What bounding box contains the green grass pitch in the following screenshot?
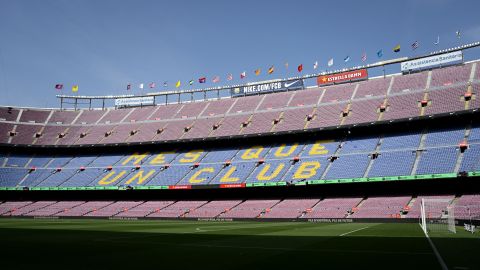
[0,219,478,270]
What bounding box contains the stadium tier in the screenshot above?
[1,195,478,220]
[0,61,479,146]
[1,121,479,189]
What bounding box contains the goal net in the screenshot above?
[420,198,456,234]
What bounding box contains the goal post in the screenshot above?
[420,198,456,235]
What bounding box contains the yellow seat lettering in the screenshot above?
[98,171,127,185]
[125,170,156,185]
[220,166,240,183]
[189,167,215,184]
[122,152,149,166]
[149,152,175,165]
[241,146,264,160]
[293,161,321,179]
[179,150,203,163]
[274,143,298,157]
[309,140,333,156]
[257,163,285,181]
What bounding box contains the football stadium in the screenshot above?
[1,1,480,270]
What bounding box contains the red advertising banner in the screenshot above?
[317,69,368,85]
[220,183,246,189]
[168,185,191,190]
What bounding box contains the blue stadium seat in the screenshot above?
[368,151,416,177]
[340,137,379,154]
[423,128,465,147]
[325,154,370,179]
[381,132,421,150]
[5,156,31,167]
[60,168,106,187]
[460,144,480,172]
[146,165,192,186]
[28,156,53,168]
[416,147,459,174]
[0,168,29,187]
[201,149,238,163]
[36,169,77,187]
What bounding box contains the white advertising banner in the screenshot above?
[115,96,154,107]
[401,51,463,72]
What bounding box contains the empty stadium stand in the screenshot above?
[0,120,478,189]
[0,56,479,225]
[2,195,475,220]
[1,61,478,147]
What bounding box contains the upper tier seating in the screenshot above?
[1,62,477,146]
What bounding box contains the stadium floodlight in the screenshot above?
[420,198,456,235]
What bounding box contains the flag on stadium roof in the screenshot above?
[361,52,367,62]
[434,36,440,45]
[456,30,461,38]
[240,71,246,79]
[344,56,350,63]
[285,62,289,69]
[227,73,233,81]
[268,65,274,74]
[175,80,181,88]
[189,80,194,85]
[126,84,131,90]
[255,69,261,76]
[199,77,206,83]
[212,76,220,83]
[163,81,168,87]
[149,82,156,88]
[55,84,63,90]
[139,83,144,89]
[393,44,401,52]
[297,64,303,73]
[411,41,419,50]
[377,49,383,58]
[313,61,318,70]
[328,58,334,67]
[72,85,78,92]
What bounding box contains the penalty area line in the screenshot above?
[339,225,371,236]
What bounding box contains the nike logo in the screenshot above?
[284,81,299,88]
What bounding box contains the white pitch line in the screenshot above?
[339,225,371,236]
[420,224,449,270]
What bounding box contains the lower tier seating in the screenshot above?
[1,195,478,220]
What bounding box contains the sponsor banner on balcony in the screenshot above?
[168,185,192,190]
[114,96,155,107]
[317,69,368,86]
[230,79,304,97]
[401,51,463,72]
[219,183,246,189]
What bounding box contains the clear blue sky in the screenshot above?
[1,0,479,108]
